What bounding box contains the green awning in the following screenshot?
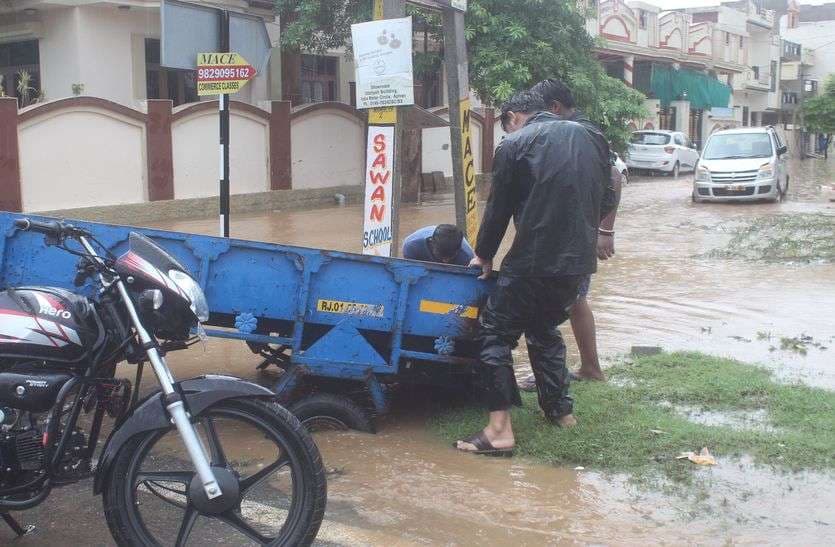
[650,65,731,110]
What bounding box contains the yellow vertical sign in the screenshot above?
[373,0,384,20]
[459,98,478,246]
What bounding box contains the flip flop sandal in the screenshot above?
[453,431,515,457]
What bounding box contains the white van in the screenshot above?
[693,127,788,203]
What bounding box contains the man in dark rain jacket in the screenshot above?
[455,89,614,456]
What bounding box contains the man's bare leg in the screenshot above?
[570,296,606,381]
[456,410,516,451]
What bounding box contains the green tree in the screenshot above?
[802,74,835,157]
[276,0,646,150]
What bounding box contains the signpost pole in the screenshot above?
[219,10,231,237]
[382,0,406,257]
[442,5,477,246]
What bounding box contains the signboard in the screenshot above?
[450,0,468,11]
[161,0,272,73]
[368,107,398,125]
[459,98,478,245]
[351,17,415,109]
[362,126,395,256]
[196,53,256,96]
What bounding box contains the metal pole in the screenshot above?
[380,0,406,256]
[219,10,231,237]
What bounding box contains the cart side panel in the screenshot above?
[206,246,300,321]
[305,257,401,331]
[402,269,490,338]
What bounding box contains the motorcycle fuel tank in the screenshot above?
[0,287,99,366]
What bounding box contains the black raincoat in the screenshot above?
[475,111,615,277]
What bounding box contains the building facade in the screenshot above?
[0,0,280,107]
[582,0,794,147]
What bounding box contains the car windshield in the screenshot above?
[702,133,774,160]
[630,132,671,145]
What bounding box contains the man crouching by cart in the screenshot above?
[455,88,615,456]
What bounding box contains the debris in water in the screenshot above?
[729,335,752,343]
[676,447,717,466]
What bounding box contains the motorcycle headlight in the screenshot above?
[695,166,710,182]
[168,269,210,322]
[756,163,774,180]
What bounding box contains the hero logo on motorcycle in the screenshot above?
[38,305,71,320]
[34,292,72,319]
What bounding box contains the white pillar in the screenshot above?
[623,55,635,87]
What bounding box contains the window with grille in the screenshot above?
[300,55,338,104]
[0,40,40,105]
[145,39,198,106]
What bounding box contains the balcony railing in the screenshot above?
[744,69,771,90]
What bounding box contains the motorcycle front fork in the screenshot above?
[78,235,221,500]
[114,281,222,499]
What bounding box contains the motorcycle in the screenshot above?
[0,218,326,546]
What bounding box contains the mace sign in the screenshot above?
[362,126,396,256]
[351,17,415,109]
[196,53,257,96]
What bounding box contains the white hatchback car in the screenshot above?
[626,130,700,177]
[692,126,788,203]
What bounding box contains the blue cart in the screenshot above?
[0,212,493,430]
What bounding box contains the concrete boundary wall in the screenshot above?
[0,96,496,220]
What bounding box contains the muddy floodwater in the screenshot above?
[15,159,835,545]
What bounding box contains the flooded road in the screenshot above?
[13,158,835,545]
[160,156,835,388]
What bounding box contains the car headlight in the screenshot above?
[168,269,210,322]
[695,166,710,182]
[756,163,774,180]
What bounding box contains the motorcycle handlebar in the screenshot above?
[14,218,90,240]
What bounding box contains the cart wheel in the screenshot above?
[290,393,375,433]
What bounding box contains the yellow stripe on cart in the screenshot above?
[419,300,478,319]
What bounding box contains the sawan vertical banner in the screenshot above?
[362,126,395,256]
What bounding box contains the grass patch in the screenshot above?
[430,352,835,483]
[707,213,835,263]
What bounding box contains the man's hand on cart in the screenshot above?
[469,255,493,280]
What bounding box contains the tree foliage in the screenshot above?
[803,74,835,136]
[275,0,372,53]
[275,0,647,150]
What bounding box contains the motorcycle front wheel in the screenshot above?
[103,398,327,546]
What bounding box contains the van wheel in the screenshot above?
[290,393,375,433]
[671,162,680,178]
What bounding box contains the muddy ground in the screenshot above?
[7,158,835,545]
